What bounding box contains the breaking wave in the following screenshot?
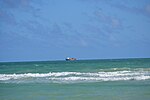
[0,69,150,83]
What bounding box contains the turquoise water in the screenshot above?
[0,58,150,100]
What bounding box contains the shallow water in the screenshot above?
[0,58,150,100]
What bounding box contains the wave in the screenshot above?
[0,69,150,83]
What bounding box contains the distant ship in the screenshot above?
[66,57,76,61]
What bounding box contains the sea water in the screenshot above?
[0,58,150,100]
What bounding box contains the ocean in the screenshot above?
[0,58,150,100]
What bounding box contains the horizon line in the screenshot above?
[0,57,150,63]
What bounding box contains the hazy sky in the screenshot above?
[0,0,150,62]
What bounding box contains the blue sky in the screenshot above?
[0,0,150,62]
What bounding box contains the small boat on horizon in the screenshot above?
[66,57,76,61]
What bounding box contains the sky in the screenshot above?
[0,0,150,62]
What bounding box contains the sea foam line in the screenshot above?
[0,70,150,82]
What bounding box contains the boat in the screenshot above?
[66,57,76,61]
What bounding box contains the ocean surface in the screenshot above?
[0,58,150,100]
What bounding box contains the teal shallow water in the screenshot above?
[0,58,150,100]
[1,81,150,100]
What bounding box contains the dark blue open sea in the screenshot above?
[0,58,150,100]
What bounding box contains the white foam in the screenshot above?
[0,70,150,83]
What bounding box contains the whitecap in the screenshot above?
[0,70,150,83]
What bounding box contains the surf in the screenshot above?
[0,68,150,83]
